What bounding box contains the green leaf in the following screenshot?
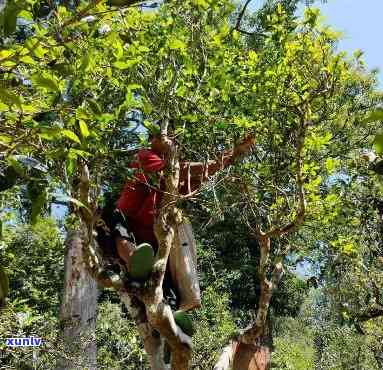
[0,102,9,111]
[97,113,114,123]
[0,88,23,108]
[80,54,91,72]
[18,10,33,20]
[0,50,14,60]
[113,40,124,59]
[34,45,48,59]
[27,181,47,224]
[75,106,90,120]
[193,0,209,9]
[32,75,60,92]
[325,158,339,173]
[30,191,47,224]
[8,156,25,176]
[87,99,102,115]
[108,0,136,7]
[143,121,160,136]
[373,133,383,155]
[0,134,12,144]
[127,84,141,91]
[55,195,92,215]
[113,60,138,69]
[78,120,90,138]
[1,60,16,68]
[25,39,47,59]
[2,3,19,36]
[169,39,186,51]
[20,55,35,64]
[363,109,383,123]
[65,157,76,177]
[21,104,38,113]
[38,128,61,141]
[61,129,81,144]
[69,148,90,158]
[52,63,73,77]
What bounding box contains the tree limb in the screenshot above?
[268,117,307,238]
[234,0,252,32]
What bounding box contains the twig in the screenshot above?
[234,0,252,31]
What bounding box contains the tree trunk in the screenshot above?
[56,230,98,370]
[215,235,280,370]
[214,341,271,370]
[120,292,168,370]
[233,343,270,370]
[71,151,191,370]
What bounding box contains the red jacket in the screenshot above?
[117,148,234,244]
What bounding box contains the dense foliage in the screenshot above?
[1,0,382,368]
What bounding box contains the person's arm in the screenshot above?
[179,135,255,194]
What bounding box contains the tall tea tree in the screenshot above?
[1,0,259,368]
[1,1,382,369]
[208,6,383,370]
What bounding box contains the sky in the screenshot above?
[314,0,383,87]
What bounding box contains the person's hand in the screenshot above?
[116,238,136,265]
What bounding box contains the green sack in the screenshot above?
[129,243,155,281]
[173,310,195,337]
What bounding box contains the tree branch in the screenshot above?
[268,117,307,238]
[234,0,252,31]
[357,305,383,322]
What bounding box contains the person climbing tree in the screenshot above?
[97,130,256,312]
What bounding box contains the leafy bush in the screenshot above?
[192,284,236,369]
[271,317,315,370]
[0,218,65,368]
[97,300,148,370]
[1,217,64,315]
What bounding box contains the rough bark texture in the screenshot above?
[214,341,271,370]
[145,134,192,369]
[229,237,277,370]
[110,135,192,370]
[213,236,277,370]
[233,342,271,370]
[120,292,168,370]
[56,230,98,370]
[72,158,190,369]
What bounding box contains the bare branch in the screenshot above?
[234,0,252,31]
[357,305,383,322]
[236,28,267,37]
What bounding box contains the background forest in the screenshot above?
[0,0,382,369]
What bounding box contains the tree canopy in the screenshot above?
[1,0,382,369]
